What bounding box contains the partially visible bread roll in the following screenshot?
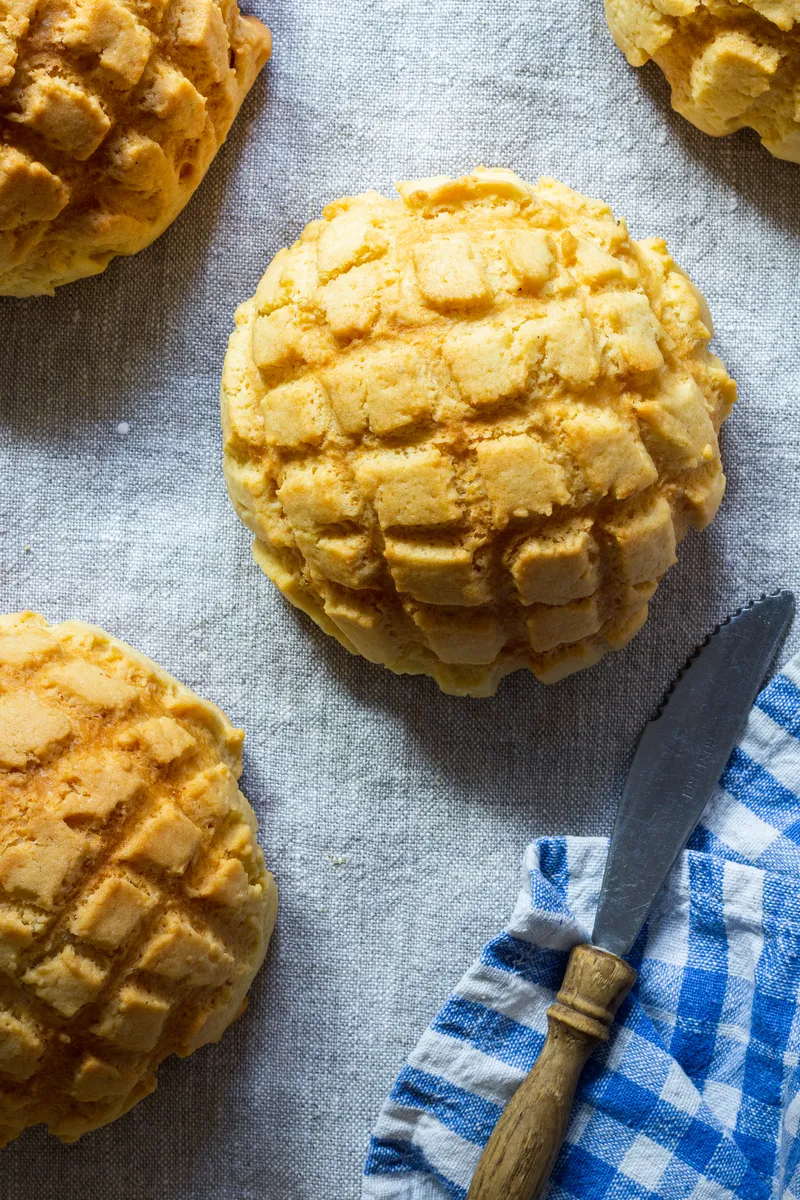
[0,611,277,1145]
[0,0,271,295]
[605,0,800,163]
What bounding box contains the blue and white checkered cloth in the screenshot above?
[363,654,800,1200]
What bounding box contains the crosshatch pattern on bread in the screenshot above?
[221,167,735,698]
[0,611,277,1145]
[0,0,271,295]
[605,0,800,163]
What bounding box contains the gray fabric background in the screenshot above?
[2,0,799,1196]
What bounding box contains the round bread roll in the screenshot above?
[221,167,735,697]
[605,0,800,163]
[0,0,271,295]
[0,611,276,1145]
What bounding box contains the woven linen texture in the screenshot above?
[2,0,800,1195]
[365,655,800,1199]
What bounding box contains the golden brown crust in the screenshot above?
[0,0,271,295]
[0,611,277,1145]
[220,167,735,697]
[605,0,800,162]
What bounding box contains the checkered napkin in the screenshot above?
[363,654,800,1200]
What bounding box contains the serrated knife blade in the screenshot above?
[592,589,796,958]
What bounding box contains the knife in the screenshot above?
[467,590,795,1200]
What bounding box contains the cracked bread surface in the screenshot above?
[0,0,271,295]
[221,166,735,698]
[0,611,277,1146]
[605,0,800,162]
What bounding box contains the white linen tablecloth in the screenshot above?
[2,0,799,1195]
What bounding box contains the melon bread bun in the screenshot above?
[0,0,271,294]
[605,0,800,163]
[0,611,276,1145]
[221,166,735,697]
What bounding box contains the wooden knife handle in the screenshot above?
[466,944,636,1200]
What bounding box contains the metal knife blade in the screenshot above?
[592,590,795,958]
